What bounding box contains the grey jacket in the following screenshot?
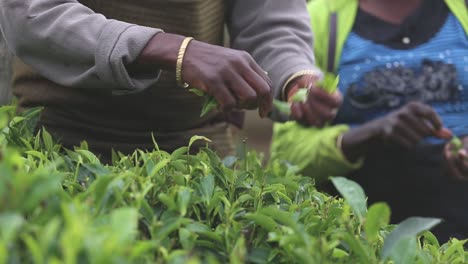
[0,0,319,100]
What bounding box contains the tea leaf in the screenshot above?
[365,203,390,243]
[189,88,205,97]
[22,234,43,264]
[0,104,464,263]
[200,175,215,204]
[451,136,463,155]
[273,100,291,116]
[41,128,54,152]
[230,236,247,264]
[382,217,442,260]
[388,236,418,264]
[245,213,278,232]
[200,96,218,117]
[177,187,192,216]
[189,135,212,149]
[110,207,138,243]
[331,177,367,222]
[290,89,309,103]
[318,73,340,93]
[0,213,24,243]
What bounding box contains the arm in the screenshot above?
[228,0,340,123]
[0,0,273,114]
[0,0,161,94]
[271,102,450,181]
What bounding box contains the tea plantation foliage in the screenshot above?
[0,106,466,264]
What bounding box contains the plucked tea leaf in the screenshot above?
[451,136,463,155]
[189,88,205,97]
[290,89,309,103]
[200,96,218,117]
[318,73,340,93]
[273,100,291,116]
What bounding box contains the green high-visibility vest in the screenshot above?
[309,0,468,73]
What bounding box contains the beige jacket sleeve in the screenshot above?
[228,0,321,121]
[0,0,162,93]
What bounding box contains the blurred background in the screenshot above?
[0,35,12,106]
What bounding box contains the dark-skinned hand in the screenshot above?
[444,136,468,181]
[341,102,451,162]
[182,40,273,117]
[287,74,342,127]
[135,33,273,117]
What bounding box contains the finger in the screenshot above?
[246,54,273,87]
[390,134,414,149]
[305,100,338,125]
[455,149,468,177]
[444,144,467,181]
[400,113,433,139]
[244,55,273,117]
[411,103,443,131]
[382,123,412,148]
[434,127,453,140]
[300,103,323,127]
[308,88,342,108]
[242,67,272,118]
[290,103,304,120]
[395,122,423,146]
[226,75,258,110]
[211,82,237,112]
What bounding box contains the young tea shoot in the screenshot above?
[274,72,340,116]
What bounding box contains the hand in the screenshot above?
[182,40,273,117]
[136,33,273,117]
[368,102,449,148]
[288,75,342,127]
[341,102,449,163]
[444,137,468,181]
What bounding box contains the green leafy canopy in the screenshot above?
[0,105,465,264]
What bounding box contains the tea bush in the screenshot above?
[0,106,466,264]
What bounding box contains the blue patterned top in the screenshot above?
[335,14,468,140]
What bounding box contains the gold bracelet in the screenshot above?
[281,70,322,100]
[176,37,194,88]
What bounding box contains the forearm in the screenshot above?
[341,124,379,163]
[0,0,162,92]
[129,33,184,75]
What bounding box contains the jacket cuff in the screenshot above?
[281,69,323,101]
[96,20,163,94]
[270,63,322,122]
